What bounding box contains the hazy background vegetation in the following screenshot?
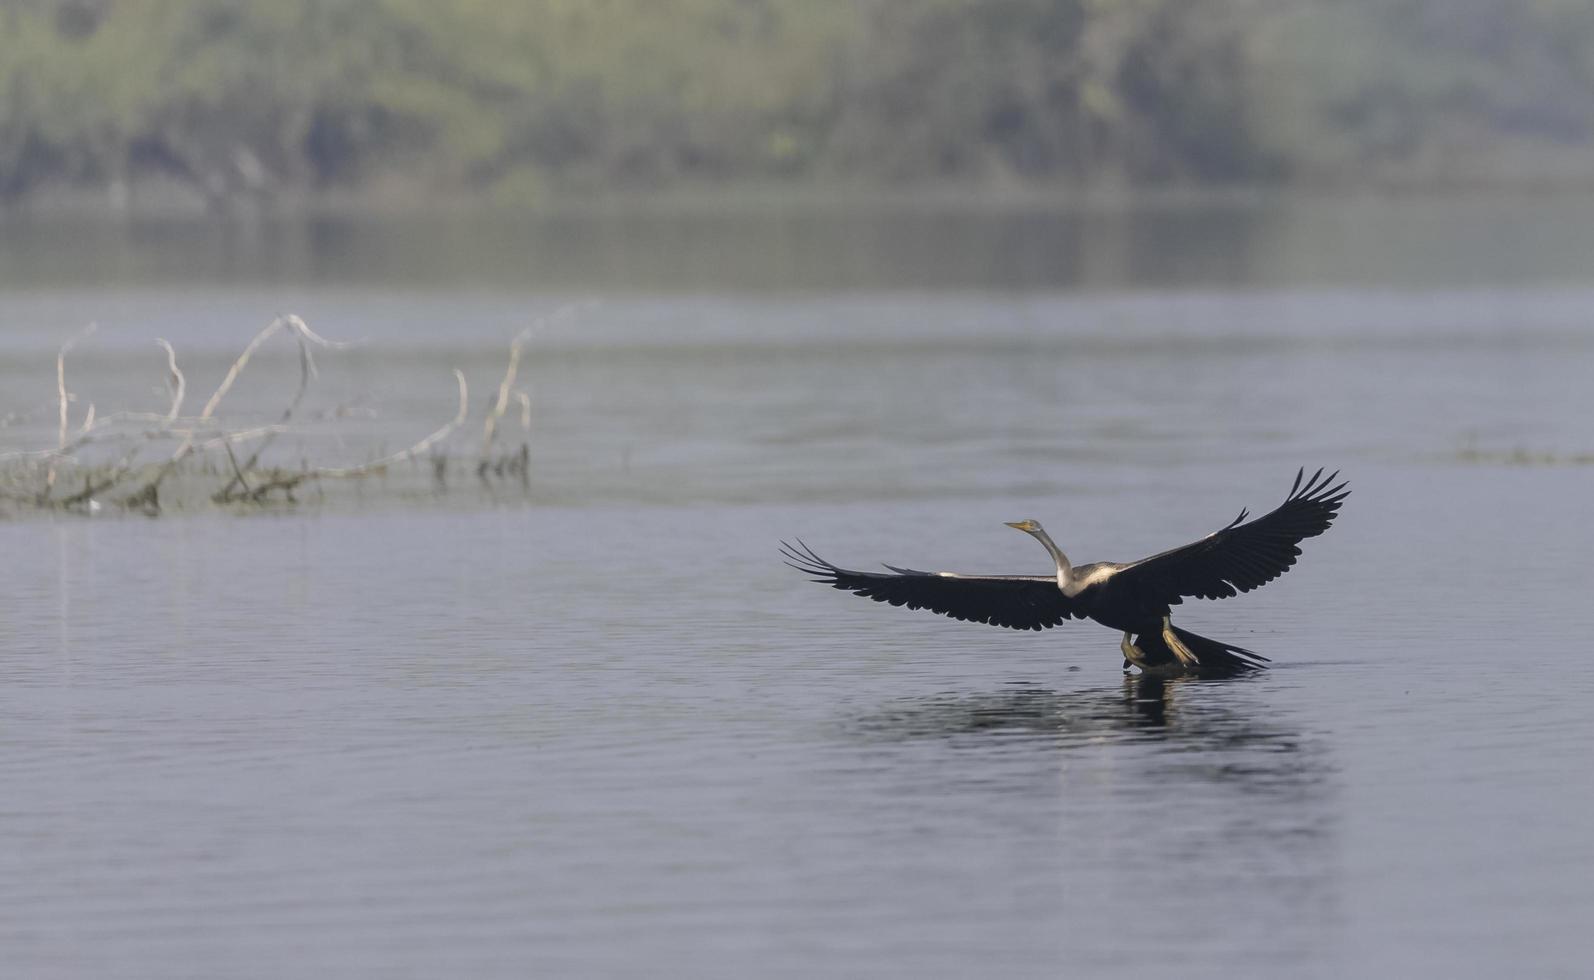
[3,0,1594,210]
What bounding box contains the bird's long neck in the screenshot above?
[1031,529,1074,588]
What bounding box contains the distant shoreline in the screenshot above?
[9,173,1594,222]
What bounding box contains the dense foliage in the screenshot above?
[3,0,1593,206]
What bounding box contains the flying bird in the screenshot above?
[782,468,1348,677]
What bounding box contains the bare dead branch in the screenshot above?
[221,439,252,497]
[140,314,351,504]
[482,324,533,461]
[3,316,505,513]
[46,324,96,494]
[157,338,185,424]
[215,315,330,499]
[479,304,581,462]
[514,390,532,431]
[56,324,95,450]
[309,370,468,479]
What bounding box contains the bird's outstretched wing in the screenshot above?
[1110,468,1349,606]
[781,540,1081,631]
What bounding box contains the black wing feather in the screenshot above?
[781,540,1080,631]
[1112,468,1348,606]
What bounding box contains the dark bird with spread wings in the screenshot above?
[782,469,1348,677]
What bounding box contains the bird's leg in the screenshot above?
[1120,631,1143,672]
[1161,615,1201,670]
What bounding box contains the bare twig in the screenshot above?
[514,390,532,431]
[4,316,494,513]
[195,424,294,451]
[218,314,341,499]
[0,413,275,465]
[194,315,339,430]
[56,325,95,450]
[157,338,185,424]
[45,339,196,509]
[482,325,534,461]
[480,304,582,462]
[45,324,96,494]
[141,314,349,504]
[221,439,252,497]
[309,370,468,479]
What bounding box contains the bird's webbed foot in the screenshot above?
[1120,631,1144,672]
[1161,615,1200,669]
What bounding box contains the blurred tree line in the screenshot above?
[2,0,1593,208]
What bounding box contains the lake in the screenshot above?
[2,194,1593,978]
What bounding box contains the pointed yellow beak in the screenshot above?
[1005,520,1036,532]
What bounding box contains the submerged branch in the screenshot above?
[0,316,548,515]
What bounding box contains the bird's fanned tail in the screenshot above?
[1134,626,1269,678]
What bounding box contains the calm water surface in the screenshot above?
[2,198,1593,978]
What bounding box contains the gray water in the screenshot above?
[2,196,1594,978]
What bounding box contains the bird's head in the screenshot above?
[1006,519,1070,573]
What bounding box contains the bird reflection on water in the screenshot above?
[844,670,1336,877]
[850,675,1232,742]
[846,673,1334,800]
[837,673,1340,966]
